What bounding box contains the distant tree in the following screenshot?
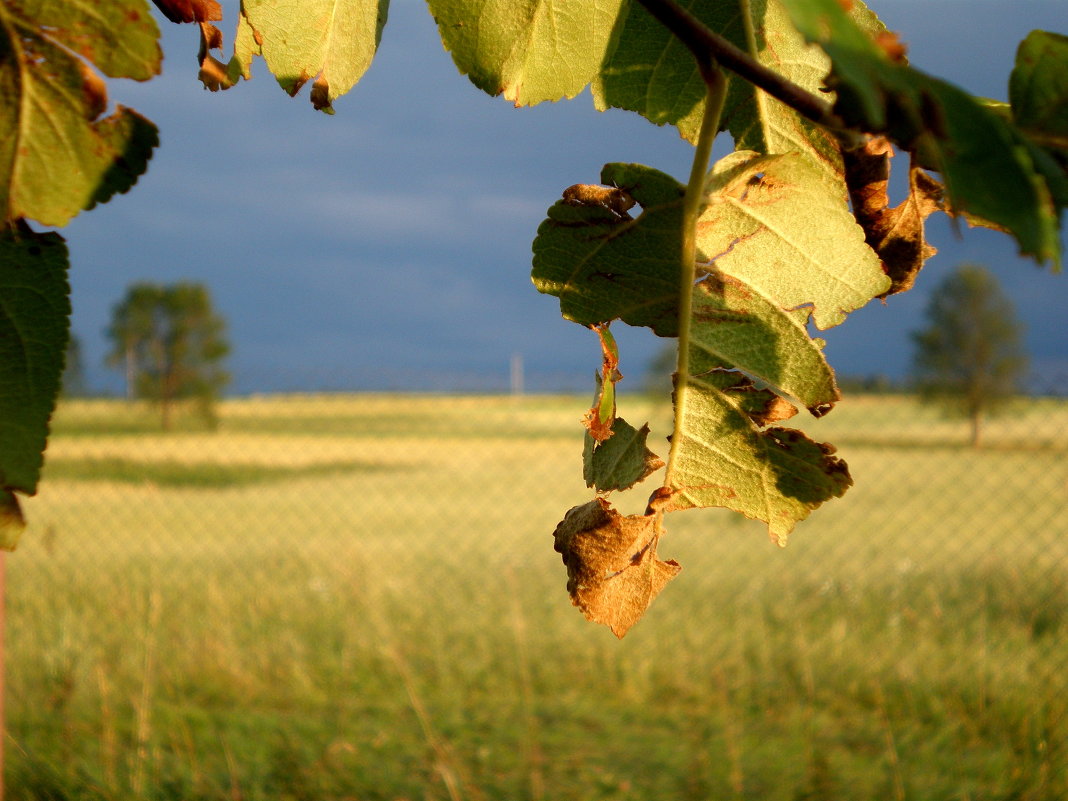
[106,282,230,429]
[60,333,88,397]
[910,264,1029,447]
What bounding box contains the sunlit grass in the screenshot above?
[7,393,1068,800]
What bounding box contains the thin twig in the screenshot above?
[633,0,842,130]
[665,64,726,483]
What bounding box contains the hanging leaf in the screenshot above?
[583,419,664,493]
[1010,30,1068,158]
[665,374,851,545]
[427,0,624,106]
[1010,31,1068,211]
[552,498,680,638]
[236,0,389,113]
[0,0,161,226]
[0,225,71,550]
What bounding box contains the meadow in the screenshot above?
[5,393,1068,800]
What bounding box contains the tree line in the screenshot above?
[69,264,1026,443]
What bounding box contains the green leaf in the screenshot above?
[583,418,664,493]
[1010,30,1068,148]
[696,150,889,331]
[688,271,838,412]
[779,0,1064,266]
[0,225,71,549]
[1010,30,1068,207]
[0,0,161,226]
[591,0,711,140]
[228,10,262,83]
[427,0,623,106]
[16,0,161,81]
[666,376,851,544]
[722,0,845,185]
[241,0,389,112]
[531,163,686,336]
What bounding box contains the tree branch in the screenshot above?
[633,0,844,131]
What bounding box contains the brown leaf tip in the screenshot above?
[311,76,335,113]
[874,32,909,63]
[552,499,681,638]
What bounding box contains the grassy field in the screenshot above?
[6,393,1068,800]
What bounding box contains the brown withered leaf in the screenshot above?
[552,499,681,638]
[151,0,222,24]
[844,137,942,298]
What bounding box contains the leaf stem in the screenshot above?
[665,64,727,484]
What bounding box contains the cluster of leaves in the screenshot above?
[2,0,1065,635]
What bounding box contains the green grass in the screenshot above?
[6,393,1068,800]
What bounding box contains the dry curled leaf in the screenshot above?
[844,137,941,298]
[552,499,680,638]
[197,23,236,91]
[581,324,621,443]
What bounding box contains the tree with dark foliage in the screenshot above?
[910,264,1029,447]
[106,283,230,429]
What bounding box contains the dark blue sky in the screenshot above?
[65,0,1066,394]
